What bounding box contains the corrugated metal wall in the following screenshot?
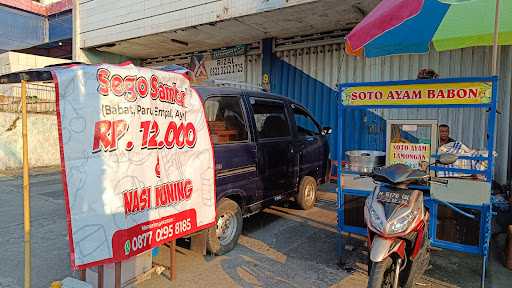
[246,54,262,87]
[273,42,512,183]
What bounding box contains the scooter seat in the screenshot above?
[373,164,428,184]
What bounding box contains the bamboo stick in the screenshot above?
[21,80,31,288]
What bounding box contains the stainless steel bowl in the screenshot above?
[346,150,386,173]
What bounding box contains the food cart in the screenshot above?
[336,76,498,286]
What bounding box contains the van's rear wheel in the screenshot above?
[297,176,317,210]
[207,198,242,255]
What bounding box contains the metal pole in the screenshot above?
[491,0,500,75]
[21,80,31,288]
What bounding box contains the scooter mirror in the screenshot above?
[438,153,458,165]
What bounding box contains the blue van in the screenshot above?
[194,85,331,255]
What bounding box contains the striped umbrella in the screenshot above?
[345,0,511,75]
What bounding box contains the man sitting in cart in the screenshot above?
[437,124,487,179]
[439,124,456,146]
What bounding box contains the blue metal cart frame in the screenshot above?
[337,76,498,287]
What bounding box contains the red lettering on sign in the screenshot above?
[164,121,178,148]
[150,75,159,100]
[92,120,112,153]
[136,77,148,97]
[175,123,186,149]
[411,90,421,99]
[92,120,128,153]
[97,69,188,106]
[139,120,197,150]
[154,179,194,208]
[185,122,197,148]
[457,89,467,98]
[97,68,110,96]
[111,74,124,96]
[447,89,456,99]
[123,187,152,215]
[111,120,128,150]
[183,179,193,199]
[468,88,478,98]
[123,75,137,102]
[176,90,185,106]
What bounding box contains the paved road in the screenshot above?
[0,171,72,288]
[1,172,510,287]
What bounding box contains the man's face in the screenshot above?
[439,127,450,141]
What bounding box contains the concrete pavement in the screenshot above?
[1,171,510,287]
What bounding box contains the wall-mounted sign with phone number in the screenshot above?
[206,56,246,82]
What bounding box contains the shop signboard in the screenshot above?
[205,55,245,82]
[190,46,246,83]
[341,80,493,106]
[54,64,215,269]
[388,143,431,170]
[386,120,438,170]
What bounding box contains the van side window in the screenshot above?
[205,96,249,144]
[293,106,320,137]
[251,100,290,139]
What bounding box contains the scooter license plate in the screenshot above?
[376,190,411,205]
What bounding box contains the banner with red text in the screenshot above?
[388,143,431,170]
[341,81,493,106]
[53,64,215,269]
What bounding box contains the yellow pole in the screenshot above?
[21,80,31,288]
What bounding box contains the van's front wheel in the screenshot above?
[207,198,243,255]
[297,176,317,210]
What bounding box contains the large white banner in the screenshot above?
[53,64,215,269]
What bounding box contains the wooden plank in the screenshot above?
[190,229,207,256]
[98,266,104,288]
[79,270,86,281]
[169,240,177,281]
[115,262,121,288]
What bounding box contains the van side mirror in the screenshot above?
[321,127,332,135]
[437,153,458,165]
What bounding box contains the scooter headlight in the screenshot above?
[389,209,418,234]
[368,205,384,232]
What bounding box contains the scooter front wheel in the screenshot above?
[368,257,395,288]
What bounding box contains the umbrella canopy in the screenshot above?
[345,0,512,58]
